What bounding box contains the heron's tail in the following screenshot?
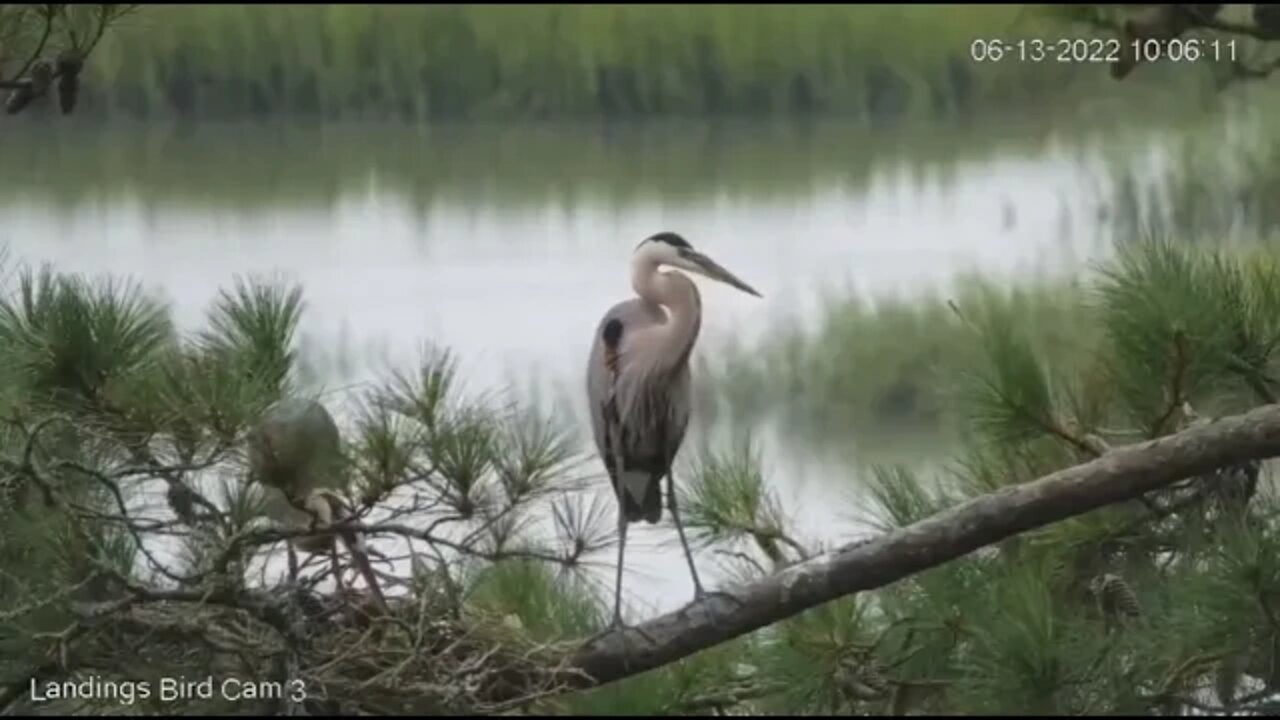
[620,475,663,525]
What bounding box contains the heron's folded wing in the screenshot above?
[588,298,673,447]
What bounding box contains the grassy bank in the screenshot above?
[712,236,1280,456]
[710,243,1280,461]
[706,108,1280,456]
[0,97,1234,213]
[70,4,1196,122]
[1104,109,1280,243]
[0,118,1088,211]
[708,275,1096,455]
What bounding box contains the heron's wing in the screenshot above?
[586,299,687,466]
[587,299,698,524]
[587,300,646,461]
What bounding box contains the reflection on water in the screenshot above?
[0,114,1222,614]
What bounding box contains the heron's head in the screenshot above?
[635,231,762,298]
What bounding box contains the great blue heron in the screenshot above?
[248,397,388,615]
[586,231,761,630]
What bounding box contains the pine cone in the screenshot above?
[0,472,21,508]
[55,50,84,115]
[4,60,53,115]
[1090,572,1141,619]
[1254,3,1280,35]
[1214,459,1260,514]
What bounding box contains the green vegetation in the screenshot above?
[0,95,1244,214]
[1106,112,1280,244]
[713,113,1280,456]
[9,4,1280,714]
[5,239,1280,714]
[73,4,1204,122]
[685,239,1280,714]
[710,276,1094,454]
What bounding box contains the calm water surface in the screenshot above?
[0,116,1189,616]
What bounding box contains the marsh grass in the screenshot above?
[710,238,1280,460]
[1104,112,1280,245]
[67,4,1208,122]
[0,114,1141,213]
[710,102,1280,459]
[710,274,1096,456]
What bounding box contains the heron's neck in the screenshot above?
[632,259,702,365]
[303,492,335,525]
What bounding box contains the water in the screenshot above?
[0,115,1188,618]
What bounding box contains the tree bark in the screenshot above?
[557,403,1280,692]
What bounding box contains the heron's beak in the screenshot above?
[681,250,763,298]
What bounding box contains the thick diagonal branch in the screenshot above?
[555,402,1280,693]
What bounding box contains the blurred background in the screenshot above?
[3,3,1278,618]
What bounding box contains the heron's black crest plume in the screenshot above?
[638,231,692,250]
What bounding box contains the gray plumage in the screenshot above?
[247,396,345,504]
[587,293,698,524]
[586,231,761,629]
[246,397,390,615]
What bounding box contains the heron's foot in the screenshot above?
[690,588,744,627]
[693,586,745,609]
[583,615,627,646]
[587,616,657,649]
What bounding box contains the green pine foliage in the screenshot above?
[720,238,1280,714]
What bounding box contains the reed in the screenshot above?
[78,4,1170,121]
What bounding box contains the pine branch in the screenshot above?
[1,3,136,116]
[542,402,1280,695]
[664,680,783,714]
[1060,4,1280,85]
[1198,13,1280,42]
[1151,330,1190,436]
[9,4,56,85]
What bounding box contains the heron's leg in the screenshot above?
[583,508,657,651]
[330,542,349,602]
[667,472,744,613]
[589,424,657,649]
[605,423,632,631]
[612,508,628,629]
[286,541,300,585]
[666,471,705,596]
